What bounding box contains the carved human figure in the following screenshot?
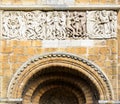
[46,11,66,40]
[3,11,25,39]
[87,10,117,38]
[24,11,46,39]
[66,11,86,39]
[2,10,117,40]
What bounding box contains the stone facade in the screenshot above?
[0,0,120,104]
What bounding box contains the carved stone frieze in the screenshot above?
[2,10,117,40]
[46,11,67,40]
[2,11,86,40]
[3,11,24,39]
[87,10,117,39]
[66,11,87,39]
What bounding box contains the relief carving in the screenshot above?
[2,11,86,40]
[3,11,25,39]
[66,11,87,39]
[24,11,46,39]
[46,11,66,40]
[87,10,117,39]
[2,10,117,40]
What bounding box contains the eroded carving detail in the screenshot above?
[24,11,46,40]
[3,12,24,39]
[2,11,86,40]
[2,10,117,40]
[46,11,66,40]
[87,10,117,39]
[66,11,87,39]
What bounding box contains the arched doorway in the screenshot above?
[39,87,79,104]
[7,52,113,104]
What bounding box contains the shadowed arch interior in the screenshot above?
[22,66,99,104]
[7,53,114,104]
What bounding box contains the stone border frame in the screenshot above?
[0,5,120,10]
[7,52,114,101]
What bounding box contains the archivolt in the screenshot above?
[7,52,114,100]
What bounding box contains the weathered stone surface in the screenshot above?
[0,1,119,102]
[2,11,86,40]
[87,10,117,39]
[2,10,117,40]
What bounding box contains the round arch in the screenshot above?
[7,52,114,103]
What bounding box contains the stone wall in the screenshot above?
[0,0,120,104]
[118,10,120,100]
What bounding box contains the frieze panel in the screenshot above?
[3,11,24,39]
[24,11,46,39]
[46,11,67,40]
[2,10,117,40]
[87,10,117,39]
[66,11,87,39]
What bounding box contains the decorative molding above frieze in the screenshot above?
[0,5,120,10]
[2,10,117,40]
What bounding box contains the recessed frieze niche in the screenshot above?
[2,10,117,40]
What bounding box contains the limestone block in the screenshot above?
[46,0,64,4]
[100,0,106,4]
[40,0,47,4]
[75,0,89,4]
[13,48,25,55]
[17,56,28,62]
[1,0,13,4]
[46,0,58,4]
[0,55,9,63]
[9,55,18,63]
[24,47,35,55]
[90,0,99,4]
[99,47,110,55]
[64,0,74,4]
[32,40,42,47]
[0,46,12,53]
[21,0,36,4]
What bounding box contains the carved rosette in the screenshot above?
[87,10,117,39]
[2,10,117,40]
